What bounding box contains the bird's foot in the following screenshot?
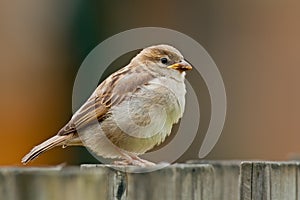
[113,156,155,167]
[133,156,156,166]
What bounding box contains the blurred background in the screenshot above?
[1,0,300,165]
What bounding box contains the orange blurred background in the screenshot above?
[1,1,300,165]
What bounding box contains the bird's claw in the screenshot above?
[113,157,155,167]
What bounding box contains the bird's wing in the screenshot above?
[58,65,155,136]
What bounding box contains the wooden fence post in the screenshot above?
[1,161,300,200]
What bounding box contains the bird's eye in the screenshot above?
[160,57,168,64]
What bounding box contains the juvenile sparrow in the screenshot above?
[22,44,192,166]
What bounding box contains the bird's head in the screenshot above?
[131,44,192,75]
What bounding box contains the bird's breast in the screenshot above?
[98,77,186,154]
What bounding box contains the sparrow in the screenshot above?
[22,44,192,166]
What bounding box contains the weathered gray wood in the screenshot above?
[252,162,271,200]
[82,163,215,200]
[187,160,241,200]
[0,167,112,200]
[239,161,299,200]
[240,161,252,200]
[2,161,300,200]
[128,164,214,200]
[269,162,297,200]
[297,163,300,199]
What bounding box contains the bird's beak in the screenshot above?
[167,60,193,72]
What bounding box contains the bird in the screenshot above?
[22,44,192,166]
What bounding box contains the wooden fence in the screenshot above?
[1,161,299,200]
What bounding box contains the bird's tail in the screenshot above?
[21,134,73,164]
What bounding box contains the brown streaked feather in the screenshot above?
[58,64,155,136]
[22,134,75,164]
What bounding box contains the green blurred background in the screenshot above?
[1,1,300,165]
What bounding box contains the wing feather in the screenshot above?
[58,65,155,136]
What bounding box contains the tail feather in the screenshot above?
[22,135,73,164]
